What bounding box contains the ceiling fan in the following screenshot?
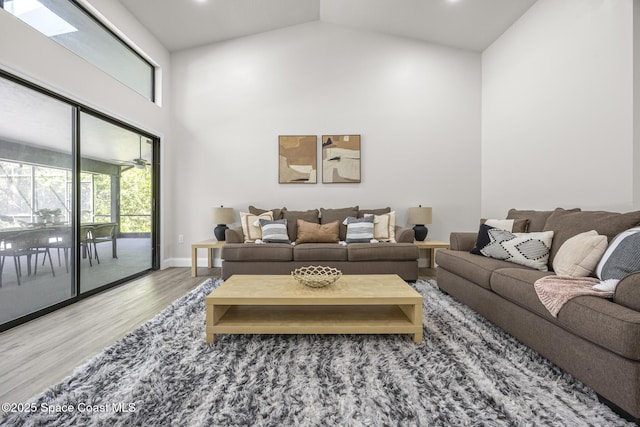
[113,136,149,169]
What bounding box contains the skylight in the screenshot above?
[5,0,77,37]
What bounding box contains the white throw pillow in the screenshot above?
[365,211,396,242]
[552,230,608,277]
[240,211,273,242]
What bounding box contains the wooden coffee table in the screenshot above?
[205,274,423,343]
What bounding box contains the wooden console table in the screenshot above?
[191,240,224,277]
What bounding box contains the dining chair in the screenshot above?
[90,223,117,264]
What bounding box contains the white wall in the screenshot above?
[482,0,634,218]
[170,22,481,265]
[635,0,640,209]
[0,1,174,267]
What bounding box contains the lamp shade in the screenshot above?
[408,206,432,225]
[211,207,234,225]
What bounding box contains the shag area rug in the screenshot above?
[0,279,633,426]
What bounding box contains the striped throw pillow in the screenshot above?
[344,216,374,243]
[594,226,640,291]
[259,219,290,243]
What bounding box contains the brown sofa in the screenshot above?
[436,208,640,421]
[221,206,419,281]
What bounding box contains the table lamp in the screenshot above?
[211,206,234,241]
[408,205,432,241]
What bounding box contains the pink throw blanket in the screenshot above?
[534,276,614,318]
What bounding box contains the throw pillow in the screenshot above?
[240,211,273,243]
[473,224,554,271]
[258,218,290,243]
[364,211,396,242]
[282,208,320,242]
[594,226,640,291]
[295,219,339,244]
[552,230,608,277]
[344,216,375,243]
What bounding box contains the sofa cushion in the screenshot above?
[293,243,348,261]
[436,249,531,290]
[295,219,339,244]
[347,243,418,262]
[506,209,559,232]
[282,208,319,241]
[552,230,608,277]
[543,209,640,267]
[614,272,640,312]
[249,205,284,220]
[490,268,640,361]
[482,218,529,233]
[345,216,374,243]
[320,206,358,241]
[221,243,293,262]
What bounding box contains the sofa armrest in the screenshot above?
[395,226,415,243]
[449,232,477,251]
[613,272,640,312]
[225,226,244,243]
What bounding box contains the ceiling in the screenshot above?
[119,0,538,52]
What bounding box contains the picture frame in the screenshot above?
[322,135,361,183]
[278,135,317,184]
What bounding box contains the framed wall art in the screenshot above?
[322,134,361,183]
[278,135,317,183]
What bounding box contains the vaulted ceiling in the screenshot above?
[119,0,538,52]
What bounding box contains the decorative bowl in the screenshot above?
[291,266,342,288]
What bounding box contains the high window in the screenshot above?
[1,0,155,101]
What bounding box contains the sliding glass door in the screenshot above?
[0,72,159,330]
[79,113,153,293]
[0,76,74,325]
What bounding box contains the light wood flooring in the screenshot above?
[0,267,436,407]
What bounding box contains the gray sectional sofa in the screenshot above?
[436,208,640,421]
[221,206,419,281]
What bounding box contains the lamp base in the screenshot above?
[413,224,428,241]
[214,224,228,241]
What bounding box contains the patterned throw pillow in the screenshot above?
[344,216,375,243]
[258,219,290,243]
[239,211,273,242]
[472,224,554,271]
[594,226,640,291]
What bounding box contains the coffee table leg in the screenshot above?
[206,302,214,343]
[413,302,423,343]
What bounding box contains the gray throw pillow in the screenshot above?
[259,219,290,243]
[344,216,374,243]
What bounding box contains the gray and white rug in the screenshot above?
[0,279,633,426]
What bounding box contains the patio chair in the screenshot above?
[90,223,117,264]
[7,229,55,285]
